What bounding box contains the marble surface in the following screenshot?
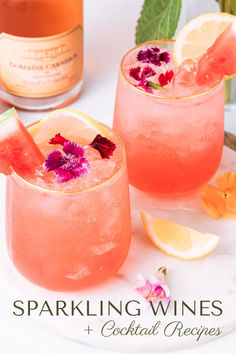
[0,1,236,353]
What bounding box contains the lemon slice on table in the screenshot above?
[173,12,234,66]
[30,108,109,145]
[141,211,220,260]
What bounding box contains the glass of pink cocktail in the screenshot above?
[4,109,131,291]
[113,40,225,195]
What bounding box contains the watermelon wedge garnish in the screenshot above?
[196,18,236,85]
[173,13,236,85]
[0,108,44,175]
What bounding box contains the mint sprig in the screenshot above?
[135,0,182,45]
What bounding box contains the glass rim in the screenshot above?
[120,39,224,100]
[12,120,127,195]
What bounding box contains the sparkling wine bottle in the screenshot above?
[0,0,83,110]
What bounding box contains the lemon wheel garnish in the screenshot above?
[30,108,109,145]
[173,12,234,67]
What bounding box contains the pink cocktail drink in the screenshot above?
[113,40,225,195]
[6,118,131,291]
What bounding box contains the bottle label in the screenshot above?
[0,26,83,98]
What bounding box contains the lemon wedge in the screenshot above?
[141,211,220,260]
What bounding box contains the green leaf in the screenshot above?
[231,0,236,14]
[146,81,164,90]
[218,0,236,13]
[135,0,182,45]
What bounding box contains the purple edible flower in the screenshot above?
[137,48,159,62]
[45,141,89,183]
[137,46,170,66]
[159,51,170,64]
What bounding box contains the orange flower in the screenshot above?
[201,172,236,219]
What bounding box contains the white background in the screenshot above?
[0,0,235,353]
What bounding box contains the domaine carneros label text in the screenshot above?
[0,26,83,98]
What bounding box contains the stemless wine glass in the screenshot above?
[6,122,131,291]
[113,40,225,196]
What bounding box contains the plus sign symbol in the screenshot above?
[84,325,94,335]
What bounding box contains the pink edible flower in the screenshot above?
[129,65,156,81]
[89,134,116,159]
[45,133,116,183]
[158,70,174,87]
[136,266,170,302]
[142,66,156,78]
[129,65,156,93]
[45,141,89,183]
[129,66,142,81]
[137,47,170,66]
